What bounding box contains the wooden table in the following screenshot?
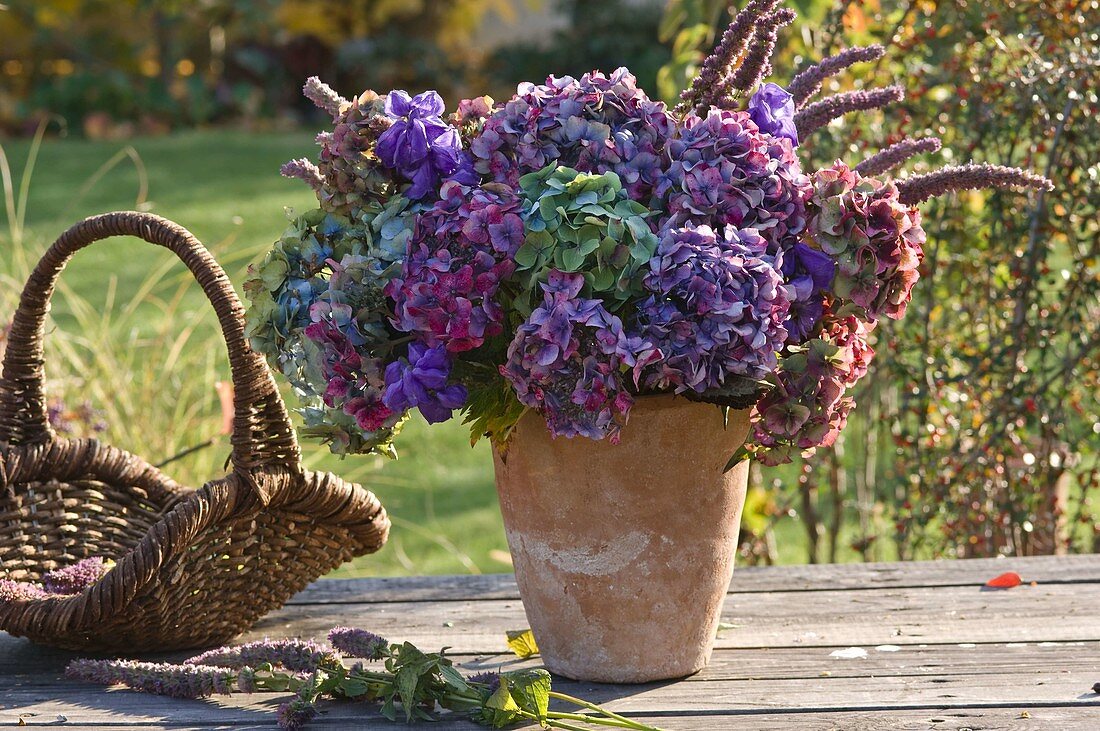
[3,555,1099,729]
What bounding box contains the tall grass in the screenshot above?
[0,124,230,483]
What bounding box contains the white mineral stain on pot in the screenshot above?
[505,529,650,577]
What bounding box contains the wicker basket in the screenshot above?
[0,212,389,652]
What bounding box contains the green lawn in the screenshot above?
[0,129,815,579]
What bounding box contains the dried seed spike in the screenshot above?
[727,7,797,97]
[794,85,905,138]
[280,158,324,194]
[896,163,1054,205]
[788,45,886,107]
[303,76,348,119]
[676,0,782,115]
[855,136,942,177]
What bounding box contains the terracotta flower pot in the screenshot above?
[492,394,751,683]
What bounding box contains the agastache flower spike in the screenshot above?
[280,158,324,194]
[0,579,49,602]
[303,76,348,119]
[678,0,781,115]
[794,85,905,138]
[66,659,235,699]
[42,557,111,594]
[896,163,1054,205]
[725,8,797,98]
[328,627,390,660]
[855,136,942,177]
[787,45,886,107]
[185,638,343,673]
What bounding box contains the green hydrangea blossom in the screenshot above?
[512,165,658,315]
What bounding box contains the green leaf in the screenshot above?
[393,667,419,722]
[380,694,397,722]
[724,449,749,473]
[439,664,470,693]
[502,669,551,724]
[505,629,540,659]
[339,675,372,698]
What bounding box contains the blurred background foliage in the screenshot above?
[0,0,1096,574]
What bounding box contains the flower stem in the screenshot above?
[549,691,667,731]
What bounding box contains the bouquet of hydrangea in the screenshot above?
[245,0,1050,466]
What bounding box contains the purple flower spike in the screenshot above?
[42,557,111,595]
[66,659,235,699]
[748,83,798,146]
[185,638,342,673]
[377,90,464,200]
[328,627,389,660]
[0,579,49,602]
[277,700,318,731]
[382,342,468,423]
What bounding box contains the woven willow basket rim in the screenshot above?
[0,212,389,652]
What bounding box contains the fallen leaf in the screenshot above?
[506,629,540,659]
[1017,711,1031,719]
[716,621,741,637]
[984,571,1022,589]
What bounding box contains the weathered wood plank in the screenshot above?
[4,581,1096,668]
[235,582,1100,654]
[4,640,1097,690]
[4,670,1099,726]
[9,707,1100,731]
[6,639,1095,686]
[292,555,1100,604]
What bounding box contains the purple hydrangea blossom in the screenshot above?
[633,225,790,393]
[501,271,657,443]
[42,557,111,595]
[386,181,524,352]
[327,627,389,660]
[470,67,673,201]
[747,82,799,146]
[658,108,809,248]
[382,342,468,424]
[377,90,464,200]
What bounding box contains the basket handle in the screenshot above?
[0,212,301,487]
